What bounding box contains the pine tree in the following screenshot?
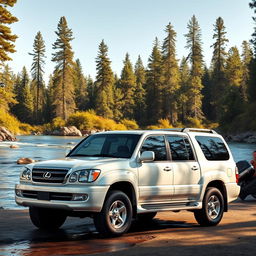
[44,74,56,123]
[201,66,212,120]
[220,47,243,123]
[0,64,16,111]
[12,67,33,123]
[73,59,88,111]
[145,38,164,124]
[0,0,18,62]
[86,75,95,110]
[179,57,190,123]
[95,40,114,118]
[162,23,180,125]
[119,53,136,119]
[241,41,253,102]
[210,17,229,121]
[52,16,75,120]
[29,31,46,123]
[134,55,146,124]
[185,15,204,120]
[249,0,256,55]
[113,74,124,121]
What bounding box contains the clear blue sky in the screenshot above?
[7,0,254,82]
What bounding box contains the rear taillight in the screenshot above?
[235,166,239,183]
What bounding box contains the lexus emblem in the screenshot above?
[43,172,51,179]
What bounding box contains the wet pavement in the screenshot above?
[1,198,256,256]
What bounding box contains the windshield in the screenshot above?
[69,133,141,158]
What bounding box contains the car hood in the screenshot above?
[29,157,129,170]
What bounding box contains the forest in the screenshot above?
[1,0,256,134]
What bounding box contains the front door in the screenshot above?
[138,135,174,204]
[166,135,201,201]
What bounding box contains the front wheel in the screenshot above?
[194,187,224,226]
[29,207,67,230]
[93,190,132,237]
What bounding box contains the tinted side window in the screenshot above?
[195,136,229,161]
[141,136,167,161]
[167,136,195,161]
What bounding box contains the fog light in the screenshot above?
[15,189,22,197]
[72,194,88,201]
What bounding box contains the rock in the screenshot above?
[0,127,16,142]
[17,158,35,164]
[10,144,19,149]
[48,126,82,136]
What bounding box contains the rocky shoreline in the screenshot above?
[224,132,256,144]
[0,127,16,142]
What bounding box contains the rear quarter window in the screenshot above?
[195,136,230,161]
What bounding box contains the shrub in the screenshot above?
[120,119,139,130]
[0,109,22,134]
[51,117,66,130]
[146,119,173,130]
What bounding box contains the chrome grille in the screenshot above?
[32,168,69,183]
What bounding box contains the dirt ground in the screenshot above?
[0,197,256,256]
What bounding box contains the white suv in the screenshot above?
[15,128,240,236]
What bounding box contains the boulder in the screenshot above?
[10,144,19,149]
[49,126,82,136]
[17,158,35,164]
[0,127,16,142]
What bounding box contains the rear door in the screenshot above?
[166,135,201,201]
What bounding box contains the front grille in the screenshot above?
[32,168,70,183]
[22,190,73,201]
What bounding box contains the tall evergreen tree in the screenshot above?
[134,55,146,124]
[113,74,124,121]
[12,67,33,123]
[249,0,256,55]
[201,66,212,120]
[241,41,253,102]
[0,65,16,111]
[220,47,243,123]
[210,17,229,121]
[185,15,204,120]
[162,23,180,124]
[0,0,18,62]
[146,38,164,124]
[52,16,75,120]
[179,57,190,123]
[29,31,46,123]
[73,59,88,111]
[95,40,114,118]
[119,53,136,119]
[86,75,95,110]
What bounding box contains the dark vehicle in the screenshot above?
[237,160,256,200]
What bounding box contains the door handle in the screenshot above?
[163,167,172,171]
[191,166,199,171]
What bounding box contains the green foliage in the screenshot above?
[0,0,18,62]
[119,53,136,119]
[147,119,173,129]
[162,22,180,125]
[95,40,114,119]
[51,117,65,129]
[52,16,75,120]
[29,31,46,123]
[120,119,139,129]
[66,111,127,131]
[146,38,164,124]
[185,15,204,120]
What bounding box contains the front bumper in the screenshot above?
[15,183,109,212]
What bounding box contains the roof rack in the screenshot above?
[181,128,217,134]
[158,128,217,134]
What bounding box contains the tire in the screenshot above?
[93,190,133,237]
[29,206,67,230]
[194,187,224,226]
[137,212,157,222]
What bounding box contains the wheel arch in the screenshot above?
[107,181,137,217]
[206,180,228,212]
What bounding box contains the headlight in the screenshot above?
[69,169,101,183]
[20,167,32,181]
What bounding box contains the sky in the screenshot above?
[6,0,254,82]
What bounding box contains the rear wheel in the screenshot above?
[137,212,157,222]
[194,187,224,226]
[29,207,67,230]
[93,190,132,237]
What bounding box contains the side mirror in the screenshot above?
[139,151,155,162]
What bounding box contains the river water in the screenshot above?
[0,135,255,209]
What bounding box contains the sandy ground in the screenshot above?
[0,198,256,256]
